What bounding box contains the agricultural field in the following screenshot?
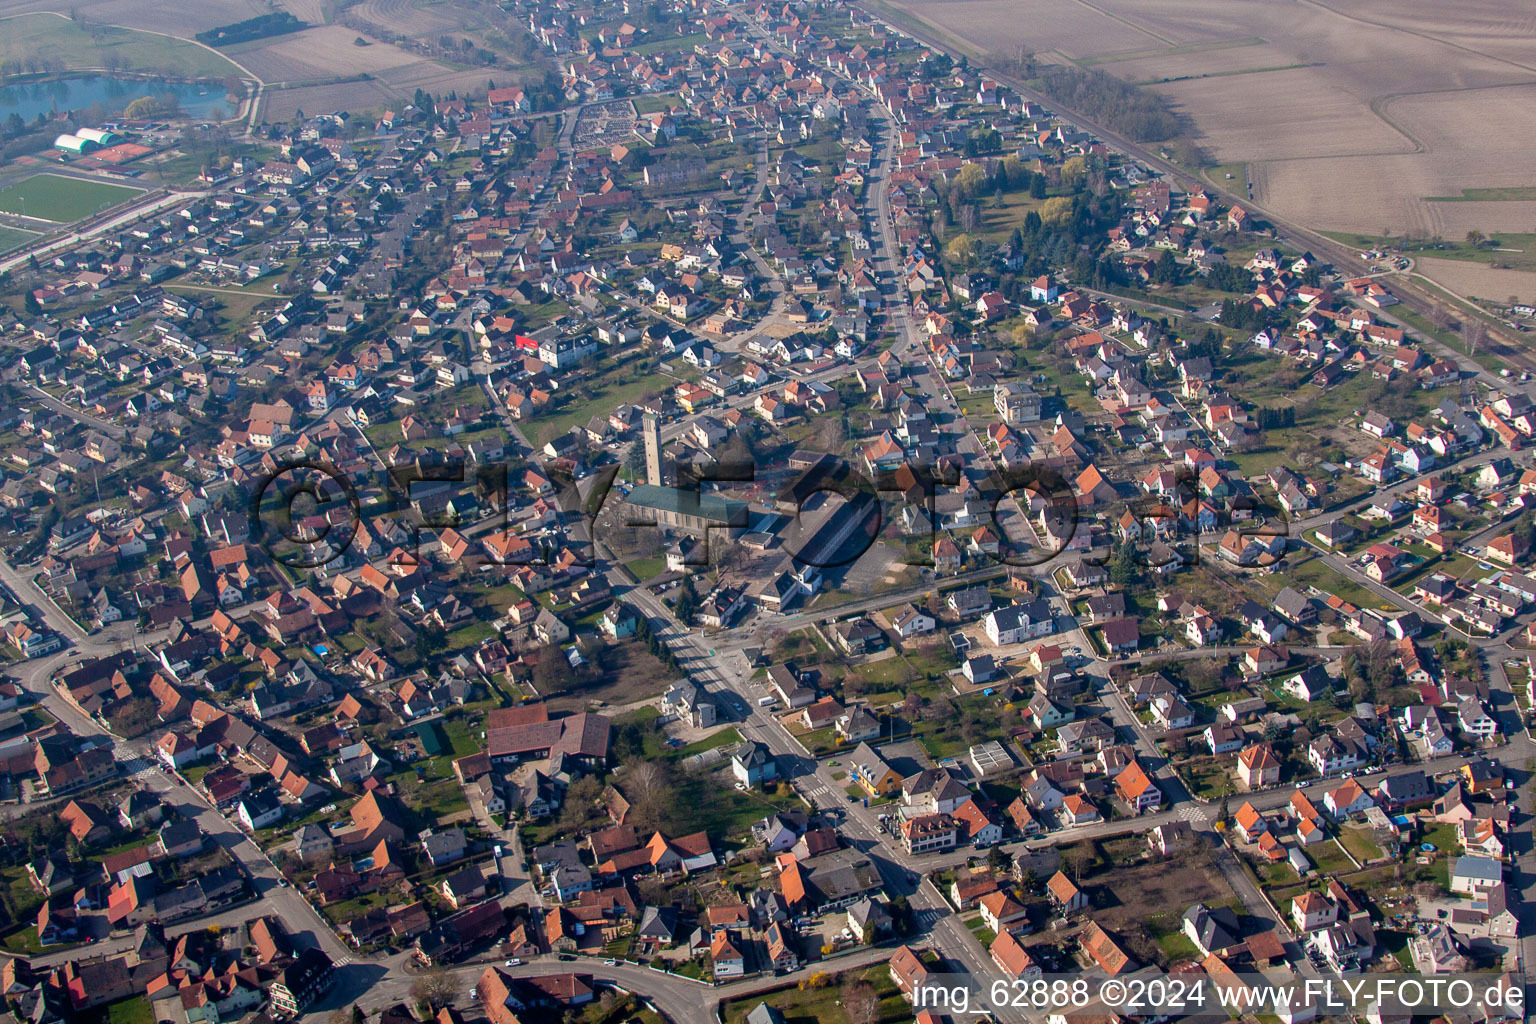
[0,11,246,77]
[0,0,256,39]
[349,0,467,38]
[273,0,327,25]
[1414,258,1536,304]
[877,0,1158,60]
[890,0,1536,241]
[0,173,143,223]
[370,60,495,101]
[246,23,497,120]
[259,80,397,122]
[224,25,422,82]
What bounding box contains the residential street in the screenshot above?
[0,2,1533,1022]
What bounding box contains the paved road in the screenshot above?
[844,1,1536,381]
[0,553,354,966]
[17,382,124,437]
[0,190,198,275]
[9,15,1535,1021]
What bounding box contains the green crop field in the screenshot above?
[0,13,246,81]
[0,226,38,253]
[0,174,143,223]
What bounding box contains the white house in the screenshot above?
[1292,892,1338,932]
[1456,700,1499,740]
[1284,664,1332,702]
[711,933,746,977]
[1450,855,1503,895]
[1323,779,1374,819]
[1308,735,1360,777]
[891,604,936,638]
[236,792,283,831]
[984,601,1055,645]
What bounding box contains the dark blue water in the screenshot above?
[0,75,229,121]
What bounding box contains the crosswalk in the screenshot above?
[913,907,948,929]
[800,781,836,804]
[113,750,162,780]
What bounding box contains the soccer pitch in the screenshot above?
[0,173,144,223]
[0,225,38,253]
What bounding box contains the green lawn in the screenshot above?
[1289,555,1385,610]
[4,867,43,921]
[1307,839,1355,875]
[966,915,997,946]
[625,555,667,581]
[105,996,154,1024]
[1419,821,1458,854]
[1323,229,1536,274]
[904,644,961,678]
[632,32,711,56]
[526,362,670,447]
[438,715,483,758]
[0,13,247,80]
[0,173,144,223]
[676,727,741,758]
[1205,162,1249,191]
[1181,756,1235,799]
[632,93,679,115]
[444,619,498,652]
[1337,826,1384,863]
[721,963,911,1024]
[393,773,470,822]
[796,725,842,755]
[1152,926,1199,963]
[670,772,801,841]
[177,760,214,785]
[850,657,913,687]
[0,225,38,253]
[0,926,40,955]
[977,191,1045,244]
[1378,928,1413,969]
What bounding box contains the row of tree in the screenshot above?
[1034,64,1183,143]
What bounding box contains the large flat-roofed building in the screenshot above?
[75,128,121,147]
[54,133,97,154]
[625,483,748,537]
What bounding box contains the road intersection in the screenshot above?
[4,8,1535,1021]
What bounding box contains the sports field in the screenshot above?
[0,226,38,254]
[0,174,144,223]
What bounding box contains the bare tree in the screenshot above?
[411,964,455,1011]
[843,980,880,1024]
[1463,319,1484,356]
[1063,843,1093,881]
[624,757,675,831]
